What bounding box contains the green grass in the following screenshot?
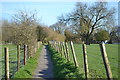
[0,44,18,78]
[14,45,43,78]
[1,44,17,56]
[67,44,119,78]
[48,45,84,79]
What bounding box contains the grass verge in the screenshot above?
[48,45,84,79]
[13,45,43,78]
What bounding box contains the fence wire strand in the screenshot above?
[9,48,17,52]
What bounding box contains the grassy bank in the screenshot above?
[48,45,84,79]
[14,45,43,78]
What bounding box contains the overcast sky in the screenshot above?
[0,1,119,26]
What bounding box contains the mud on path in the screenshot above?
[33,45,54,79]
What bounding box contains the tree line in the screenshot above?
[1,2,120,48]
[1,10,65,57]
[50,2,120,44]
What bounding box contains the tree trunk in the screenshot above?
[85,36,90,45]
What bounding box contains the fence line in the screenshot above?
[24,45,27,65]
[48,41,114,79]
[5,47,9,80]
[17,45,20,71]
[65,42,70,62]
[82,43,89,80]
[9,48,17,52]
[1,41,42,79]
[70,41,79,67]
[63,42,67,59]
[99,43,113,79]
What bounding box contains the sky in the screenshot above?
[0,1,119,26]
[118,2,120,26]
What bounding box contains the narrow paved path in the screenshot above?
[33,45,54,79]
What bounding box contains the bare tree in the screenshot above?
[12,10,38,57]
[50,21,66,34]
[12,9,38,26]
[59,2,116,45]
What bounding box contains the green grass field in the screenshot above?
[67,44,119,78]
[1,44,119,78]
[0,44,43,78]
[0,44,24,78]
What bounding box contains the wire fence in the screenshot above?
[48,41,118,79]
[0,45,24,78]
[0,41,42,79]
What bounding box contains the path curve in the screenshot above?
[33,45,54,79]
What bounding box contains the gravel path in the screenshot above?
[33,45,54,79]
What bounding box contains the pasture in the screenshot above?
[0,44,24,78]
[68,44,118,78]
[0,43,119,79]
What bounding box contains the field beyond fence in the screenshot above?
[0,41,42,79]
[49,41,119,79]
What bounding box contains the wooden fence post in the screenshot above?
[59,42,61,53]
[54,42,57,50]
[56,42,58,52]
[27,46,30,59]
[58,42,60,53]
[99,43,113,79]
[62,42,67,59]
[70,41,79,67]
[37,42,40,48]
[17,45,20,71]
[65,42,70,61]
[5,47,9,79]
[52,42,54,48]
[53,42,55,49]
[51,42,53,48]
[35,45,37,53]
[48,41,50,46]
[24,45,27,65]
[59,42,63,57]
[82,44,89,80]
[36,42,38,49]
[58,42,62,56]
[54,42,56,49]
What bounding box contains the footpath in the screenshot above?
[33,45,54,79]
